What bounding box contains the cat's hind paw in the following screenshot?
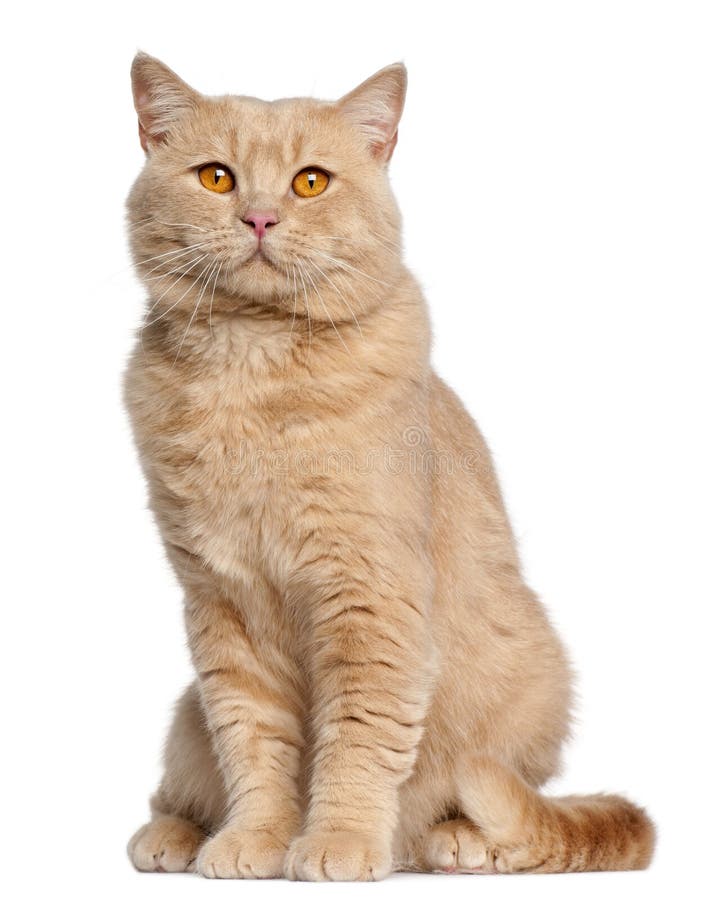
[128,815,205,873]
[422,817,489,873]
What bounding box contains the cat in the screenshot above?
[124,52,655,880]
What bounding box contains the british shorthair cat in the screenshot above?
[125,53,654,880]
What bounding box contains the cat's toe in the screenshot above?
[128,815,205,872]
[196,827,287,879]
[285,831,392,881]
[423,818,489,873]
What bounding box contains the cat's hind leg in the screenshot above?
[454,756,654,873]
[128,815,205,873]
[127,682,227,873]
[421,817,489,873]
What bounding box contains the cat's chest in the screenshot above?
[140,357,298,579]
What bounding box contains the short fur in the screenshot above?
[124,53,655,880]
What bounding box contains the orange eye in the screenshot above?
[292,168,330,198]
[198,163,235,194]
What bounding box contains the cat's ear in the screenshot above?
[337,63,407,163]
[130,52,200,153]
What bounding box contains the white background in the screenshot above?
[2,1,712,897]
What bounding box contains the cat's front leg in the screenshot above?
[182,574,304,879]
[286,555,435,881]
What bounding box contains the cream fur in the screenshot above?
[124,53,654,880]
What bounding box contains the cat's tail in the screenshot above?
[456,756,655,873]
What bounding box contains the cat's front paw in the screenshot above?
[196,827,288,878]
[285,831,392,881]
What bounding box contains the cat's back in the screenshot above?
[428,372,516,547]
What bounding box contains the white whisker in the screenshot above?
[288,263,298,335]
[145,254,209,317]
[323,234,401,256]
[107,240,210,283]
[311,249,389,290]
[302,263,349,353]
[329,268,370,313]
[144,256,211,327]
[172,260,218,365]
[128,216,210,232]
[305,257,363,338]
[125,216,155,230]
[294,259,313,353]
[137,241,211,275]
[145,253,210,284]
[208,260,224,339]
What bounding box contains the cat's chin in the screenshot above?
[222,257,290,307]
[230,246,283,278]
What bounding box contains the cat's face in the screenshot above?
[127,55,406,322]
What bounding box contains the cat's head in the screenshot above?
[127,53,406,324]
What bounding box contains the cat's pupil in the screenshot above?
[214,169,224,184]
[307,173,317,189]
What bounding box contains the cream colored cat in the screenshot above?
[125,53,654,880]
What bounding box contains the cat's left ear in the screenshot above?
[131,52,200,153]
[337,63,407,163]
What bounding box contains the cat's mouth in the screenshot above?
[245,246,279,270]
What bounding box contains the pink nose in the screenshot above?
[242,210,279,241]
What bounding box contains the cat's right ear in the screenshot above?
[130,52,200,153]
